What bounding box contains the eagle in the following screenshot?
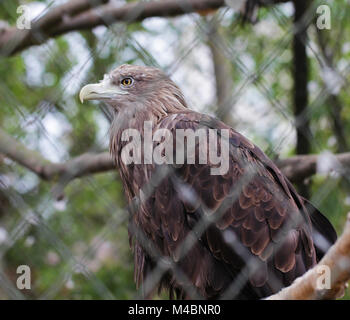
[79,64,337,299]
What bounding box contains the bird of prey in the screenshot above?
[79,64,336,299]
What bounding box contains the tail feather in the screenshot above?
[303,198,337,262]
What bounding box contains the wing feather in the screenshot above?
[125,110,335,299]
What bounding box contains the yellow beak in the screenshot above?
[79,81,127,103]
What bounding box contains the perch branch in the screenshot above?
[266,212,350,300]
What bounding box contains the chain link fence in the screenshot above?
[0,0,349,299]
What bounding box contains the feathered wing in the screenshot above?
[124,111,336,299]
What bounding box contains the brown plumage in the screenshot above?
[80,64,337,299]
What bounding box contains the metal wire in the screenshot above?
[0,0,348,300]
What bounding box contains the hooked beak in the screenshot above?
[79,81,127,103]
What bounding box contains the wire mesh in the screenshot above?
[0,0,349,300]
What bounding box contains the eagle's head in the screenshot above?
[79,64,187,114]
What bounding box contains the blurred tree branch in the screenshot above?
[0,0,292,56]
[0,0,109,56]
[0,127,113,182]
[207,18,235,127]
[276,153,350,183]
[1,126,350,186]
[266,212,350,300]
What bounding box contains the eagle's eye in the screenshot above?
[121,77,134,87]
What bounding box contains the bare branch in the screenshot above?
[266,212,350,300]
[0,127,114,181]
[0,0,225,56]
[0,0,291,56]
[277,153,350,183]
[0,0,108,56]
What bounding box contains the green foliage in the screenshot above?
[0,0,349,300]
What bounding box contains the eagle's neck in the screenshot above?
[109,87,188,162]
[109,104,149,159]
